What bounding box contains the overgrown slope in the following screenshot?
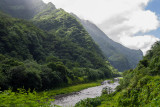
[32,5,109,70]
[0,0,143,72]
[0,0,48,19]
[75,41,160,107]
[0,1,118,91]
[113,41,160,106]
[74,18,143,72]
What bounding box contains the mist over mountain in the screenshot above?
[0,0,120,92]
[72,14,143,71]
[0,0,50,19]
[0,0,143,73]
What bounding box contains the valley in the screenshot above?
[53,78,120,107]
[0,0,159,107]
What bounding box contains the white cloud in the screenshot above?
[42,0,51,3]
[42,0,160,55]
[120,35,159,55]
[43,0,151,24]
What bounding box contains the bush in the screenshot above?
[9,65,27,90]
[0,89,54,106]
[40,66,62,89]
[0,71,8,90]
[75,97,101,107]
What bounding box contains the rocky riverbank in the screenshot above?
[53,78,120,107]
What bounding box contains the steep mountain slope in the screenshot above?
[32,5,107,70]
[0,12,47,61]
[0,0,49,19]
[74,17,143,71]
[0,0,119,91]
[75,41,160,107]
[102,41,160,106]
[0,0,143,72]
[0,0,116,73]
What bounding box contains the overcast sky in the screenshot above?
[42,0,160,55]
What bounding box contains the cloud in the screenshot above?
[42,0,51,3]
[120,35,159,54]
[42,0,160,55]
[43,0,151,23]
[98,5,160,55]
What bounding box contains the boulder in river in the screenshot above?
[114,78,120,82]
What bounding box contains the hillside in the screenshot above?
[105,41,160,106]
[0,0,48,19]
[76,41,160,107]
[0,0,118,91]
[0,0,143,72]
[32,5,108,70]
[73,17,143,72]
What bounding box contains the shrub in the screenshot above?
[75,97,101,107]
[0,89,54,107]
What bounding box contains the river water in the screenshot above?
[52,78,120,107]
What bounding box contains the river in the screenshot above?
[52,78,120,107]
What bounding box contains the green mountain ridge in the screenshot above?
[0,0,143,72]
[0,0,118,91]
[76,41,160,106]
[73,16,143,72]
[0,0,49,19]
[32,7,106,69]
[1,0,159,106]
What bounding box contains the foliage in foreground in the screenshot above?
[75,97,102,107]
[75,42,160,107]
[0,6,119,91]
[0,54,117,91]
[42,80,101,97]
[0,89,53,107]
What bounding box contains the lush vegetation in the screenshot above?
[0,0,49,19]
[0,0,120,106]
[75,97,102,107]
[0,89,53,107]
[39,80,102,98]
[0,51,117,91]
[0,0,119,95]
[1,0,159,107]
[77,18,143,72]
[33,7,109,70]
[0,54,73,91]
[76,41,160,107]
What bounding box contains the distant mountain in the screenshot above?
[0,0,51,19]
[0,0,111,70]
[72,15,143,71]
[0,0,119,90]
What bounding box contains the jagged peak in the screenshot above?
[47,2,56,10]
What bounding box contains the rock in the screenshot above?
[114,78,119,82]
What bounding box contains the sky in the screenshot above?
[42,0,160,55]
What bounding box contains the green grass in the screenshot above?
[39,80,104,98]
[0,81,101,107]
[0,89,54,107]
[117,77,123,80]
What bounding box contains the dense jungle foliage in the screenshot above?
[0,0,48,19]
[0,89,53,106]
[75,17,143,72]
[76,41,160,107]
[0,1,120,105]
[0,1,119,92]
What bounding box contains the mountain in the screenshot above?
[74,41,160,106]
[32,6,106,70]
[72,15,143,72]
[112,41,160,106]
[0,0,119,91]
[0,0,143,72]
[0,0,49,19]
